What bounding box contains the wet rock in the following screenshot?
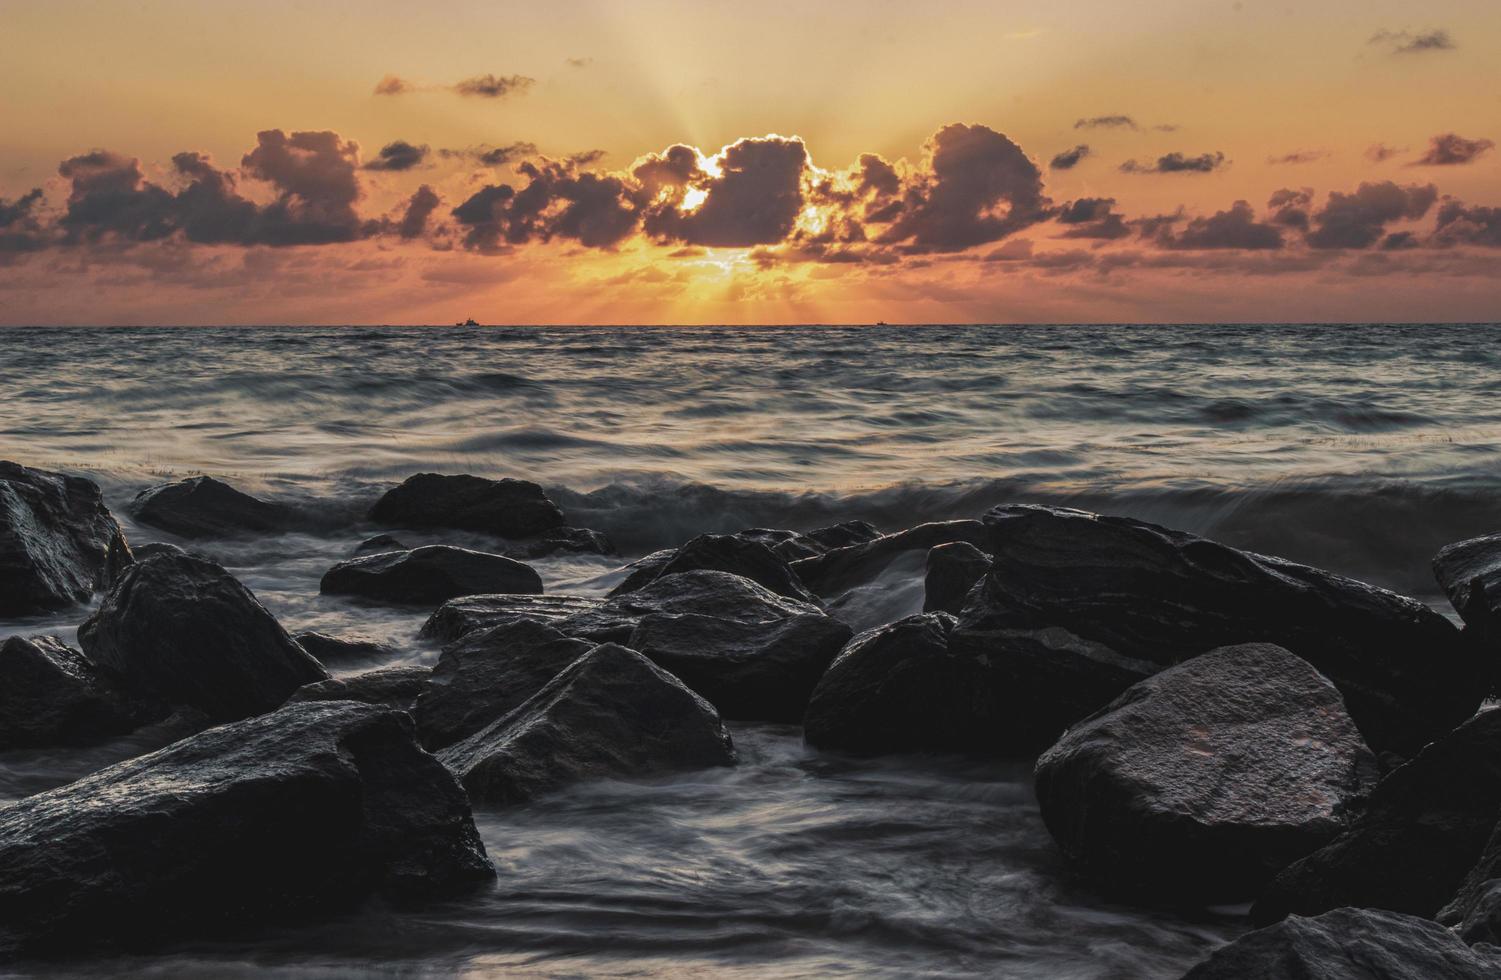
[0,635,154,750]
[791,520,996,596]
[501,525,615,560]
[354,533,408,556]
[558,569,824,644]
[287,665,432,710]
[923,541,992,614]
[291,631,395,666]
[739,521,884,562]
[78,548,327,722]
[0,460,130,616]
[956,504,1480,755]
[438,643,735,806]
[1434,531,1501,645]
[608,533,819,605]
[0,700,493,955]
[369,472,565,538]
[1253,708,1501,924]
[1178,908,1501,980]
[1441,817,1501,944]
[1034,644,1378,902]
[416,620,593,750]
[419,594,605,645]
[320,546,542,606]
[130,476,298,539]
[629,612,853,722]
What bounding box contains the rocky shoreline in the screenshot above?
[3,459,1501,975]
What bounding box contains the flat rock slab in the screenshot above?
[131,476,299,539]
[287,665,432,710]
[369,473,565,538]
[320,545,542,606]
[1034,643,1377,902]
[420,594,605,645]
[0,460,129,617]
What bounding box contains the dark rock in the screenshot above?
[354,533,408,556]
[0,635,154,750]
[0,460,129,616]
[1253,707,1501,924]
[923,541,992,614]
[609,548,676,595]
[0,700,492,955]
[292,631,395,666]
[420,594,604,645]
[438,643,735,806]
[791,520,996,596]
[1179,908,1501,980]
[1434,531,1501,645]
[320,546,542,606]
[956,504,1481,755]
[369,472,565,538]
[131,476,298,539]
[559,569,823,644]
[629,612,852,722]
[78,548,327,722]
[287,665,432,710]
[416,620,593,750]
[502,525,615,560]
[1034,644,1377,902]
[738,521,884,562]
[608,533,819,606]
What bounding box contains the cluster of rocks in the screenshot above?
[7,459,1501,976]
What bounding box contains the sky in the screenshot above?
[1,0,1498,324]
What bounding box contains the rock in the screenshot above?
[0,635,154,750]
[369,472,565,538]
[0,700,493,955]
[354,533,408,556]
[78,548,327,722]
[130,476,297,539]
[791,520,996,596]
[1034,644,1378,902]
[1178,908,1501,980]
[287,665,432,710]
[438,643,735,806]
[1441,817,1501,944]
[1434,531,1501,645]
[628,612,853,722]
[292,631,394,666]
[956,504,1481,756]
[320,545,543,606]
[502,525,614,560]
[420,594,604,645]
[0,460,130,616]
[923,541,992,614]
[739,521,884,562]
[608,533,819,606]
[558,569,824,644]
[1253,708,1501,924]
[416,620,593,750]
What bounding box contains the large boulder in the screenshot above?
[0,461,130,616]
[1253,707,1501,924]
[78,547,328,722]
[130,476,297,539]
[369,472,565,538]
[1034,644,1378,901]
[1441,817,1501,944]
[955,504,1482,755]
[608,533,819,606]
[499,525,615,560]
[0,700,493,956]
[1434,531,1501,646]
[791,520,996,596]
[554,569,824,644]
[286,665,432,711]
[320,546,542,606]
[628,612,852,722]
[292,630,395,667]
[736,521,883,561]
[438,643,735,806]
[0,635,153,750]
[923,541,992,614]
[419,594,604,645]
[1178,908,1501,980]
[415,620,593,750]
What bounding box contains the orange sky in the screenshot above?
[1,0,1498,324]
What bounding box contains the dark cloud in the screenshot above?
[397,185,441,239]
[1305,181,1437,249]
[1268,150,1328,165]
[440,142,540,167]
[1166,201,1284,249]
[364,140,430,172]
[373,75,410,96]
[1432,201,1501,247]
[1365,143,1404,163]
[1380,231,1419,250]
[453,74,535,99]
[1120,151,1226,174]
[1267,187,1314,230]
[57,150,178,243]
[1050,145,1090,170]
[1412,133,1494,166]
[453,156,639,250]
[1369,29,1455,55]
[645,136,809,247]
[0,188,47,255]
[240,130,365,243]
[1054,197,1129,239]
[569,149,607,167]
[1075,115,1137,130]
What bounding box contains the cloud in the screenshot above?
[1305,181,1437,249]
[397,185,441,239]
[645,136,810,247]
[1054,197,1129,239]
[1411,133,1494,166]
[440,142,539,167]
[240,129,365,243]
[373,74,410,96]
[1050,145,1090,170]
[1268,150,1329,165]
[363,140,430,172]
[1432,200,1501,247]
[1267,187,1314,230]
[1166,201,1284,249]
[1365,143,1404,163]
[1369,29,1455,55]
[453,74,535,99]
[1120,151,1226,174]
[453,156,639,250]
[0,188,47,255]
[565,57,593,69]
[1074,115,1137,130]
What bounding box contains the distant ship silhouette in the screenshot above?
[454,317,480,327]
